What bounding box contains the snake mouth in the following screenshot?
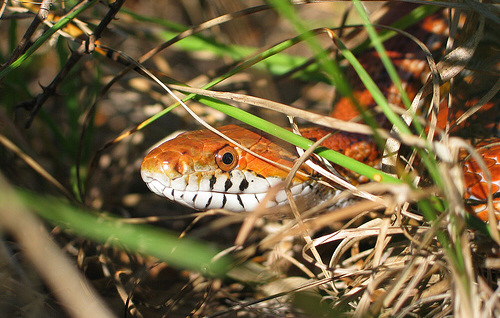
[142,169,314,212]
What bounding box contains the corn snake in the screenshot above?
[141,6,500,221]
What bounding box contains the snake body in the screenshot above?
[141,125,500,220]
[462,141,500,220]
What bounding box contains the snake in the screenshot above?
[140,6,500,220]
[141,125,500,220]
[140,125,378,212]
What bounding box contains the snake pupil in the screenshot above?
[222,152,233,164]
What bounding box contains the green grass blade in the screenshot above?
[16,190,232,276]
[268,0,352,96]
[0,0,99,80]
[193,95,401,184]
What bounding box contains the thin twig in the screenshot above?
[25,0,126,128]
[0,0,52,72]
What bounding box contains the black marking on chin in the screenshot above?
[224,179,233,191]
[239,178,249,191]
[193,193,198,202]
[222,194,227,208]
[237,194,244,208]
[205,195,213,209]
[209,175,217,190]
[254,194,260,203]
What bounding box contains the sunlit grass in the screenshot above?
[0,1,498,316]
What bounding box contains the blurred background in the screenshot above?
[1,1,499,317]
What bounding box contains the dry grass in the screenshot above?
[0,1,499,317]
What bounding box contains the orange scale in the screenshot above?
[485,146,500,159]
[237,156,247,170]
[470,183,486,200]
[463,172,481,200]
[467,158,497,172]
[463,171,481,186]
[470,181,500,200]
[489,164,500,178]
[175,154,194,175]
[244,156,265,174]
[471,202,487,213]
[471,203,500,222]
[485,156,499,168]
[475,210,490,222]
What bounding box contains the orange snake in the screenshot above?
[141,7,500,220]
[140,125,380,212]
[141,125,500,220]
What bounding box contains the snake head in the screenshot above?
[141,125,315,211]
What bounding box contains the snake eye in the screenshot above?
[215,146,238,172]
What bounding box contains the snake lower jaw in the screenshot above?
[142,169,317,212]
